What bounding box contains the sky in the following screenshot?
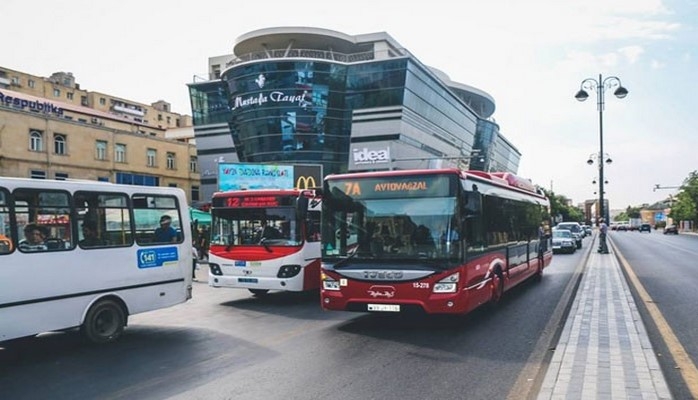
[3,0,697,210]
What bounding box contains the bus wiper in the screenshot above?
[334,246,359,268]
[259,237,273,253]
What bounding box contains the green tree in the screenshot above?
[669,171,698,227]
[542,190,584,224]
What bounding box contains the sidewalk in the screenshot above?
[537,235,672,399]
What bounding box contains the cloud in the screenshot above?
[618,46,645,64]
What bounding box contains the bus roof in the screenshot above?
[324,168,546,199]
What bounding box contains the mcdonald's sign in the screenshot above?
[293,164,323,190]
[295,175,317,190]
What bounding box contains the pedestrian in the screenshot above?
[598,218,609,254]
[196,226,209,260]
[192,246,199,281]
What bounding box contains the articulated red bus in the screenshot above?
[207,189,322,296]
[320,168,552,314]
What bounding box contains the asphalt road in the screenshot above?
[0,239,589,400]
[610,229,698,400]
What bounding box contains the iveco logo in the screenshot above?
[363,270,403,280]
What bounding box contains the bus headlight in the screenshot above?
[277,265,301,278]
[322,273,340,291]
[433,272,459,293]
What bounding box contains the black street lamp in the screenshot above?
[575,74,628,223]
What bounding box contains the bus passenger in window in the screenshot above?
[19,223,48,252]
[154,215,178,243]
[80,221,106,247]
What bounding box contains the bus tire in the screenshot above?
[489,270,504,307]
[81,299,126,344]
[249,289,270,296]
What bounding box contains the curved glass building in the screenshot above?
[189,27,521,200]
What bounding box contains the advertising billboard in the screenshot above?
[218,163,322,191]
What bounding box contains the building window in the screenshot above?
[96,140,107,160]
[54,134,67,155]
[166,116,171,124]
[53,88,60,97]
[116,172,159,186]
[67,92,74,100]
[191,185,200,202]
[28,79,35,88]
[189,156,198,172]
[98,176,110,182]
[115,143,126,163]
[30,170,46,179]
[29,130,43,152]
[55,172,69,180]
[147,148,156,167]
[99,97,106,105]
[168,183,178,188]
[81,96,88,106]
[166,152,176,170]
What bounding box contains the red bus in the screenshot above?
[320,169,552,314]
[207,189,322,296]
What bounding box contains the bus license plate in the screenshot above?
[238,278,258,283]
[367,304,400,312]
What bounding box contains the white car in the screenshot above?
[552,229,576,254]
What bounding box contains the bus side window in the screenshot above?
[14,188,73,252]
[0,188,11,254]
[132,194,183,246]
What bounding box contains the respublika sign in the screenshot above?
[0,91,64,115]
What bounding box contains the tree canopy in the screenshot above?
[669,170,698,227]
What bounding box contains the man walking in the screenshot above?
[598,218,609,254]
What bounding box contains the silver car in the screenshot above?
[555,222,583,249]
[552,229,576,254]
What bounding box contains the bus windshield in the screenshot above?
[211,206,302,247]
[322,196,460,262]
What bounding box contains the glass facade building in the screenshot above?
[189,28,521,200]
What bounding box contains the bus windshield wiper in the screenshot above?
[259,237,273,253]
[333,246,359,268]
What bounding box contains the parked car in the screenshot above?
[582,225,592,236]
[555,222,583,249]
[552,229,576,254]
[664,224,679,234]
[639,223,651,233]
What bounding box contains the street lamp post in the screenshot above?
[575,74,628,223]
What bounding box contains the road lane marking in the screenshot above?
[613,241,698,398]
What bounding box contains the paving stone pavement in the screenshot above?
[537,235,672,400]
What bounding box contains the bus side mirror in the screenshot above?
[296,195,309,220]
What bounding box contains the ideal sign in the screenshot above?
[352,147,390,165]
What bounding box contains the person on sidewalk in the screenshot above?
[598,218,609,254]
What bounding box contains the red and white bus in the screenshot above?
[320,168,552,314]
[207,189,322,295]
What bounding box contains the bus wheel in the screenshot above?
[489,272,504,306]
[249,289,270,296]
[81,299,126,344]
